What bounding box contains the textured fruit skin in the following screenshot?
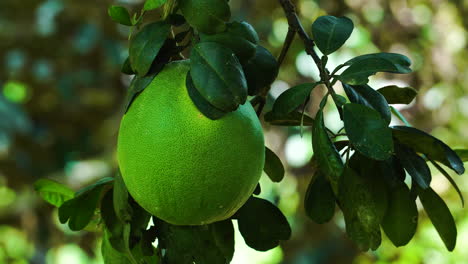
[117,60,265,226]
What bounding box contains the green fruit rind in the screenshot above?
[117,60,265,226]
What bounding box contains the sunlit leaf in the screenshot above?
[108,5,132,26]
[34,179,74,207]
[143,0,167,11]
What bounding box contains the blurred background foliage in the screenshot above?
[0,0,467,263]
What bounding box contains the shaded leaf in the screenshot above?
[253,184,261,195]
[59,177,114,231]
[264,147,284,182]
[108,5,132,26]
[243,46,279,96]
[338,53,412,85]
[311,16,354,55]
[144,0,167,11]
[342,83,391,124]
[272,83,318,115]
[418,187,457,251]
[235,197,291,251]
[377,85,417,104]
[34,179,74,207]
[179,0,230,34]
[102,229,130,264]
[381,182,418,247]
[304,171,336,224]
[200,21,259,63]
[101,189,126,252]
[129,21,170,76]
[391,126,465,175]
[343,103,393,160]
[377,156,406,188]
[264,111,314,126]
[186,72,226,120]
[121,57,135,75]
[454,149,468,162]
[312,108,344,194]
[155,218,234,264]
[113,172,131,223]
[430,160,464,207]
[190,42,247,112]
[394,143,431,189]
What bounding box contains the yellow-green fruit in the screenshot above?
[117,60,264,226]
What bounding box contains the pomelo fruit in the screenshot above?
[117,60,265,225]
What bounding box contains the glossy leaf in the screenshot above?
[418,187,457,251]
[264,147,285,182]
[377,85,417,104]
[304,171,336,224]
[235,197,291,251]
[243,46,279,96]
[124,72,157,113]
[339,166,387,251]
[264,111,314,126]
[34,179,74,207]
[186,72,226,120]
[394,143,431,189]
[129,21,170,76]
[381,182,418,247]
[59,177,114,231]
[454,149,468,162]
[155,218,234,263]
[338,53,412,85]
[190,42,247,112]
[342,83,391,124]
[143,0,167,11]
[108,6,132,26]
[179,0,230,34]
[272,83,318,115]
[391,126,465,175]
[200,21,259,63]
[343,103,393,160]
[311,16,354,55]
[312,108,344,194]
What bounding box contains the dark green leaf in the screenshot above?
[144,0,167,11]
[155,218,234,263]
[264,147,284,182]
[264,111,314,126]
[343,103,393,160]
[243,46,279,96]
[179,0,230,34]
[377,156,406,188]
[121,57,135,75]
[101,189,126,252]
[391,126,465,175]
[75,177,114,196]
[113,172,132,223]
[236,197,291,251]
[381,182,418,247]
[454,149,468,162]
[418,187,457,251]
[59,177,114,231]
[167,14,186,26]
[186,72,227,120]
[430,160,464,207]
[190,42,247,112]
[377,85,417,104]
[108,5,132,26]
[338,53,412,85]
[311,16,354,55]
[312,108,344,194]
[272,83,318,115]
[342,83,391,124]
[394,143,431,189]
[34,179,74,207]
[304,171,336,224]
[339,163,387,251]
[253,183,261,195]
[129,21,170,76]
[200,21,259,63]
[124,73,157,113]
